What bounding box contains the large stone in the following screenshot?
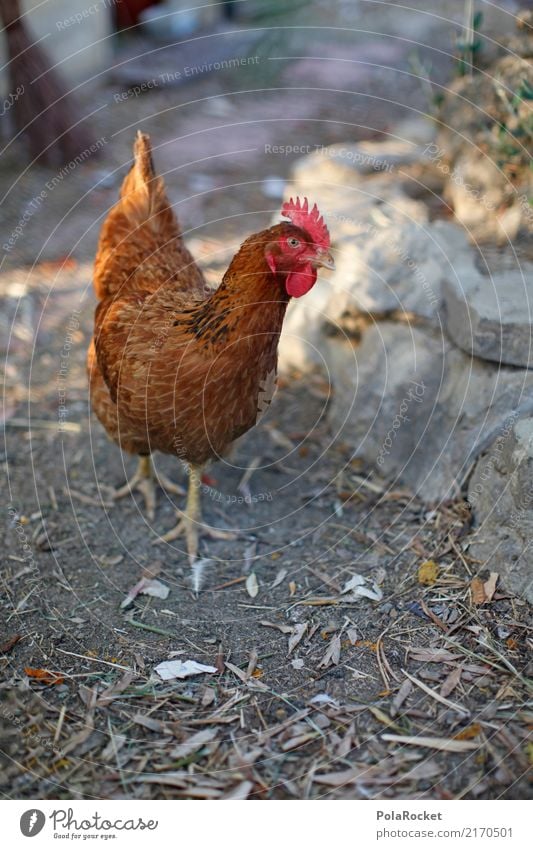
[468,418,533,603]
[442,262,533,368]
[290,139,422,186]
[324,322,533,505]
[279,143,487,372]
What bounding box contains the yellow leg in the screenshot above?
[113,456,185,520]
[153,464,236,564]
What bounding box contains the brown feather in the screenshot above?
[88,133,301,468]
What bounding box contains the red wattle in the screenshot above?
[285,264,317,298]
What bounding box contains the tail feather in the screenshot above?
[93,131,181,300]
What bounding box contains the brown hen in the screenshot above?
[88,132,334,563]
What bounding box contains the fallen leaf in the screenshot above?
[368,706,401,730]
[132,713,168,733]
[409,648,461,663]
[309,694,339,707]
[440,665,463,698]
[454,724,481,740]
[288,581,297,596]
[471,576,487,605]
[96,670,135,706]
[121,575,169,609]
[390,679,412,718]
[245,572,259,598]
[342,574,365,593]
[260,620,293,635]
[24,667,64,685]
[291,658,304,670]
[224,661,248,684]
[0,634,21,654]
[483,572,498,602]
[318,633,341,668]
[172,728,218,759]
[288,623,307,655]
[342,573,383,602]
[141,579,169,600]
[418,560,439,585]
[222,781,253,800]
[154,660,218,681]
[382,734,478,752]
[271,568,287,588]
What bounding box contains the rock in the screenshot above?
[291,140,421,188]
[277,140,533,522]
[443,262,533,368]
[468,417,533,603]
[279,207,471,371]
[393,116,438,149]
[324,322,533,505]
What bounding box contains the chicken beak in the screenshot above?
[311,249,335,271]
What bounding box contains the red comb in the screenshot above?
[280,196,330,249]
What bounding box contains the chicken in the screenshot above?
[88,131,334,563]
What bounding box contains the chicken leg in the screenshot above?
[153,464,236,563]
[113,455,185,520]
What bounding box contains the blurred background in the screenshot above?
[0,0,529,266]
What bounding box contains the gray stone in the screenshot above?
[280,143,488,373]
[323,322,533,505]
[468,418,533,603]
[291,140,421,186]
[443,263,533,368]
[279,205,472,371]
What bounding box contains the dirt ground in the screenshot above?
[1,1,531,801]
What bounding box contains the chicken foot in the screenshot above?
[113,455,185,520]
[153,464,236,563]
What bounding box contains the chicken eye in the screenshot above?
[287,237,300,248]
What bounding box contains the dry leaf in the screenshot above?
[454,724,481,741]
[309,694,339,706]
[342,574,365,593]
[440,665,463,698]
[409,648,461,663]
[368,706,401,730]
[245,572,259,598]
[418,560,439,585]
[155,660,217,680]
[0,634,21,654]
[24,667,64,685]
[224,661,248,683]
[172,728,218,759]
[141,579,169,600]
[318,634,341,668]
[260,620,293,635]
[342,574,383,602]
[223,781,253,800]
[96,670,135,706]
[288,581,297,596]
[288,623,308,655]
[471,577,487,605]
[390,678,412,717]
[271,569,287,588]
[483,572,498,602]
[291,658,304,670]
[121,575,169,608]
[382,734,478,752]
